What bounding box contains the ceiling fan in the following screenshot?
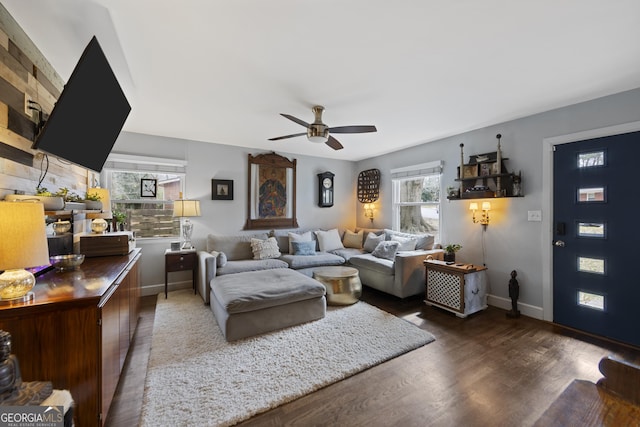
[269,105,377,150]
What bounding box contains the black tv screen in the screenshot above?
[32,36,131,172]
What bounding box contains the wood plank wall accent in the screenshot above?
[0,4,89,200]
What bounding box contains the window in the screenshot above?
[102,154,187,238]
[391,161,441,242]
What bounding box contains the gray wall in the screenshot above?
[115,88,640,315]
[355,87,640,318]
[110,132,357,296]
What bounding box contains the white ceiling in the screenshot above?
[4,0,640,161]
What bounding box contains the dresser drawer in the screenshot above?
[166,252,196,271]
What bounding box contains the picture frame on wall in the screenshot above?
[140,178,157,197]
[245,152,298,230]
[212,179,233,200]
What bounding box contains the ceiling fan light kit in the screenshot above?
[269,105,377,150]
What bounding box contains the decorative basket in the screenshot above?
[357,169,380,203]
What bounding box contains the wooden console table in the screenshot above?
[0,248,141,426]
[424,260,488,317]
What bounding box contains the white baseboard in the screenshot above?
[141,281,193,297]
[487,294,543,320]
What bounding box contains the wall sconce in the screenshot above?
[470,201,491,229]
[363,203,375,222]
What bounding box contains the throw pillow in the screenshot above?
[371,241,400,260]
[342,229,364,249]
[210,250,228,267]
[217,251,227,267]
[250,237,281,260]
[292,240,316,255]
[391,235,417,251]
[288,231,313,254]
[363,232,385,252]
[314,229,344,252]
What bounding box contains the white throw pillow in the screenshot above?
[314,229,344,252]
[363,232,385,252]
[288,231,313,254]
[390,235,417,251]
[250,237,281,260]
[342,229,364,249]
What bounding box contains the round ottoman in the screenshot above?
[313,266,362,305]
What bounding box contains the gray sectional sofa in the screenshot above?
[197,228,444,302]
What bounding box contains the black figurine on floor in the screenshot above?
[507,270,521,318]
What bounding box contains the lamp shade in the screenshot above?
[173,200,201,217]
[469,202,478,211]
[482,202,491,211]
[88,187,112,219]
[0,202,50,270]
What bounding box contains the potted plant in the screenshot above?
[113,210,127,231]
[54,187,85,210]
[444,243,462,263]
[83,191,103,210]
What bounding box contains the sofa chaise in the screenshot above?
[197,228,444,302]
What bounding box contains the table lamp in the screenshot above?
[0,202,50,302]
[173,198,200,249]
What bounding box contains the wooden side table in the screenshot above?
[424,260,488,318]
[164,249,197,298]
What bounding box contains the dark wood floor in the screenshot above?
[105,289,640,427]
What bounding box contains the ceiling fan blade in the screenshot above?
[281,114,310,128]
[325,135,344,150]
[268,132,307,141]
[328,125,377,134]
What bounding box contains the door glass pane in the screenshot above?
[577,222,605,238]
[578,257,605,274]
[578,291,605,310]
[578,151,604,168]
[577,187,605,202]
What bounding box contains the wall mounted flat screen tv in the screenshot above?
[32,36,131,172]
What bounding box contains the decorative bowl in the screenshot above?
[52,220,71,234]
[49,254,85,272]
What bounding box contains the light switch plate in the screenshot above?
[528,210,542,222]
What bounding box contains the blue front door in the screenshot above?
[553,131,640,347]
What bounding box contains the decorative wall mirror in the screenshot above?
[244,152,299,230]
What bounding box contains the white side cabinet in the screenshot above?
[424,260,488,318]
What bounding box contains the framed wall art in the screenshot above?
[244,152,298,230]
[140,178,157,197]
[212,179,233,200]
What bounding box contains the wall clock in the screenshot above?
[140,178,157,197]
[317,171,334,207]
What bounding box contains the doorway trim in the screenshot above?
[541,120,640,321]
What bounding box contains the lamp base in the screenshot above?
[0,292,34,306]
[0,269,36,301]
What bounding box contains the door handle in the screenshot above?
[553,240,566,247]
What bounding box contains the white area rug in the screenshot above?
[140,289,435,426]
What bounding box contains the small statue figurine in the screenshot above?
[507,270,521,318]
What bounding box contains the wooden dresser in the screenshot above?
[0,248,141,426]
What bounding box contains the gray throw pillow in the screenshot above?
[363,232,385,252]
[371,241,399,260]
[217,251,227,267]
[292,240,316,255]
